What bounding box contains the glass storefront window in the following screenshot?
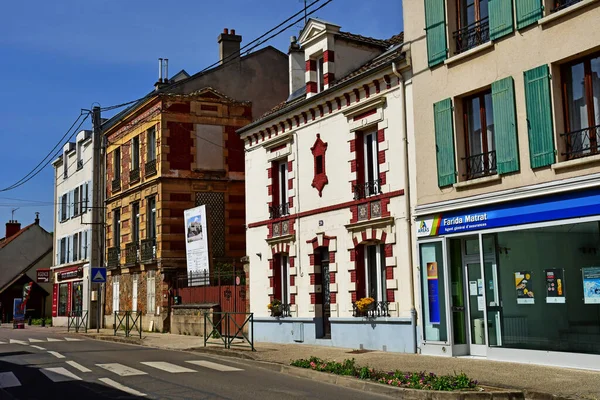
[72,281,83,316]
[58,283,68,316]
[420,241,448,342]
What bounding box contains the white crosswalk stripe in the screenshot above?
[99,378,147,397]
[41,367,82,383]
[64,337,83,341]
[66,361,91,373]
[0,372,21,388]
[28,338,44,343]
[47,351,65,359]
[0,340,5,344]
[46,338,63,342]
[140,361,196,373]
[186,360,243,372]
[30,345,46,351]
[96,363,147,376]
[9,339,28,345]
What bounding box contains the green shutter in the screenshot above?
[425,0,447,67]
[434,98,456,187]
[524,65,555,168]
[492,77,519,174]
[489,0,514,40]
[516,0,543,29]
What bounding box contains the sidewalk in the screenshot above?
[50,327,599,399]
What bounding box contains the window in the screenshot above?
[112,276,120,312]
[273,254,290,305]
[132,274,138,312]
[317,57,324,93]
[83,230,88,260]
[132,136,140,170]
[316,155,323,174]
[74,187,80,216]
[553,0,584,12]
[113,208,121,248]
[73,233,79,261]
[58,283,68,316]
[463,90,497,179]
[82,182,89,212]
[270,160,289,218]
[60,194,68,221]
[63,151,68,178]
[454,0,490,54]
[132,202,140,243]
[364,244,386,302]
[147,197,156,239]
[147,126,156,162]
[113,147,121,181]
[561,54,600,159]
[147,270,156,314]
[76,141,83,170]
[59,237,66,264]
[72,281,83,316]
[419,241,448,341]
[354,130,380,199]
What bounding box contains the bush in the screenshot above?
[31,318,52,326]
[290,357,478,392]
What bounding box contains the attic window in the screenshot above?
[317,57,324,92]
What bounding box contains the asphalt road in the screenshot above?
[0,327,388,399]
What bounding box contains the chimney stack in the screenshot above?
[289,36,305,95]
[218,28,242,65]
[155,58,169,91]
[35,212,40,225]
[5,220,21,238]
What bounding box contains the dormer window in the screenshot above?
[317,56,324,93]
[76,141,83,170]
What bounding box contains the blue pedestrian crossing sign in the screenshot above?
[91,267,107,283]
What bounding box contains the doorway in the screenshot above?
[318,247,331,339]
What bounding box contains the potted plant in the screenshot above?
[268,299,283,317]
[355,297,375,316]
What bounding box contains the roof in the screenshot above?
[337,31,392,48]
[0,223,35,249]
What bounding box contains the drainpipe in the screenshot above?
[292,131,303,278]
[392,60,417,353]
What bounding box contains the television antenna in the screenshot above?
[11,208,19,221]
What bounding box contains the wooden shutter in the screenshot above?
[516,0,543,29]
[66,236,71,263]
[524,65,555,168]
[492,77,520,174]
[489,0,514,40]
[424,0,447,67]
[434,98,456,187]
[57,196,62,222]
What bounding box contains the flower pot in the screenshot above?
[271,309,283,317]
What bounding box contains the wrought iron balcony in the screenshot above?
[463,150,497,180]
[269,203,289,219]
[561,125,600,160]
[111,179,121,192]
[145,159,157,177]
[125,242,139,266]
[553,0,583,12]
[107,247,120,269]
[352,301,390,318]
[453,17,490,55]
[270,303,291,318]
[141,238,156,263]
[76,159,84,170]
[353,179,382,200]
[129,167,140,183]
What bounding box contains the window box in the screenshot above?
[125,242,139,266]
[129,168,140,183]
[453,16,490,55]
[268,301,291,318]
[353,180,382,200]
[141,238,156,263]
[111,179,121,193]
[269,203,290,219]
[107,247,120,269]
[352,300,390,318]
[145,159,157,177]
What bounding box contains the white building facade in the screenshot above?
[52,130,94,327]
[239,19,417,351]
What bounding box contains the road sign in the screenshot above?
[91,267,107,283]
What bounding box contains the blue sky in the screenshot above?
[0,0,403,232]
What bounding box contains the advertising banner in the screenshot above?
[545,269,565,303]
[13,298,24,320]
[515,271,534,304]
[427,262,440,324]
[184,205,210,286]
[582,267,600,304]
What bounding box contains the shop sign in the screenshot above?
[184,205,209,286]
[57,267,83,281]
[416,188,600,238]
[582,267,600,304]
[37,269,51,283]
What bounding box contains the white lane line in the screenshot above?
[0,372,21,388]
[41,367,82,382]
[66,360,91,373]
[64,337,83,341]
[98,378,147,397]
[47,351,65,359]
[185,360,243,372]
[30,345,46,351]
[46,338,63,342]
[9,339,28,345]
[96,363,147,376]
[140,361,196,373]
[28,338,44,343]
[0,341,6,344]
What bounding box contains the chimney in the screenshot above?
[289,36,305,95]
[218,28,242,65]
[5,220,21,238]
[35,212,40,225]
[155,58,169,91]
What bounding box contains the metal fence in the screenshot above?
[67,310,88,333]
[113,311,142,339]
[203,312,254,351]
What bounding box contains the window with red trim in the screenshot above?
[311,134,328,197]
[270,159,289,218]
[353,130,380,200]
[272,254,290,304]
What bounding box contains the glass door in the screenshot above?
[483,234,502,347]
[465,262,487,355]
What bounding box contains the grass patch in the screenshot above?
[290,357,478,391]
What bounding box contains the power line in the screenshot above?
[100,97,147,112]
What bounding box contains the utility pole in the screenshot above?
[91,106,105,333]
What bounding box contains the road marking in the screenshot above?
[140,361,196,373]
[47,351,65,359]
[28,338,44,343]
[99,378,147,397]
[66,360,91,373]
[46,338,63,342]
[30,345,46,351]
[0,372,21,388]
[96,363,147,376]
[9,339,28,345]
[64,337,83,341]
[41,367,82,382]
[185,360,243,372]
[0,341,5,344]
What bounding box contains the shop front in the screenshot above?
[51,264,91,328]
[416,188,600,370]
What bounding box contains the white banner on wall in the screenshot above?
[184,205,209,286]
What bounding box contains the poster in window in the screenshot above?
[515,271,534,304]
[184,205,209,286]
[582,267,600,304]
[427,262,440,324]
[545,269,565,304]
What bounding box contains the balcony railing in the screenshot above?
[107,247,120,269]
[129,167,140,183]
[553,0,583,12]
[270,303,291,318]
[140,238,156,263]
[125,242,139,266]
[453,17,490,55]
[76,159,84,170]
[145,159,157,177]
[463,150,497,180]
[561,125,600,160]
[111,179,121,192]
[353,179,382,200]
[269,203,289,219]
[352,301,390,318]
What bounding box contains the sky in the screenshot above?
[0,0,403,232]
